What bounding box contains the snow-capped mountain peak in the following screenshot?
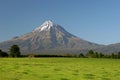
[0,20,101,54]
[33,20,56,32]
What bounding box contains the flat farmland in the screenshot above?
[0,58,120,80]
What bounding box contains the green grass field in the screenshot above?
[0,58,120,80]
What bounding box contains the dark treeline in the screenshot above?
[21,54,74,58]
[0,49,8,57]
[79,50,120,59]
[0,45,120,59]
[15,51,120,59]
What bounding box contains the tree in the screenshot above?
[94,52,99,58]
[99,52,104,58]
[117,52,120,59]
[9,45,21,57]
[111,53,115,59]
[0,49,3,57]
[79,53,85,58]
[0,49,8,57]
[86,50,94,58]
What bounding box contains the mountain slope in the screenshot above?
[0,20,101,54]
[95,43,120,54]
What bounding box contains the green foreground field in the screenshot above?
[0,58,120,80]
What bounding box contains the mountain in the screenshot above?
[94,43,120,54]
[0,20,101,55]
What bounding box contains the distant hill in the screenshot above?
[0,20,101,55]
[94,43,120,54]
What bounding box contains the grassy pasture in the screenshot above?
[0,58,120,80]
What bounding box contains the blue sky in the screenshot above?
[0,0,120,45]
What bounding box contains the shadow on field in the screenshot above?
[101,77,111,80]
[54,68,61,71]
[60,78,69,80]
[42,75,49,78]
[72,69,79,76]
[83,73,95,79]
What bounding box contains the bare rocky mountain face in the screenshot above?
[0,20,102,55]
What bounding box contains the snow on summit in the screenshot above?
[33,20,56,32]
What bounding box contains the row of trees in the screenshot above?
[79,50,120,59]
[0,45,21,57]
[0,45,120,59]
